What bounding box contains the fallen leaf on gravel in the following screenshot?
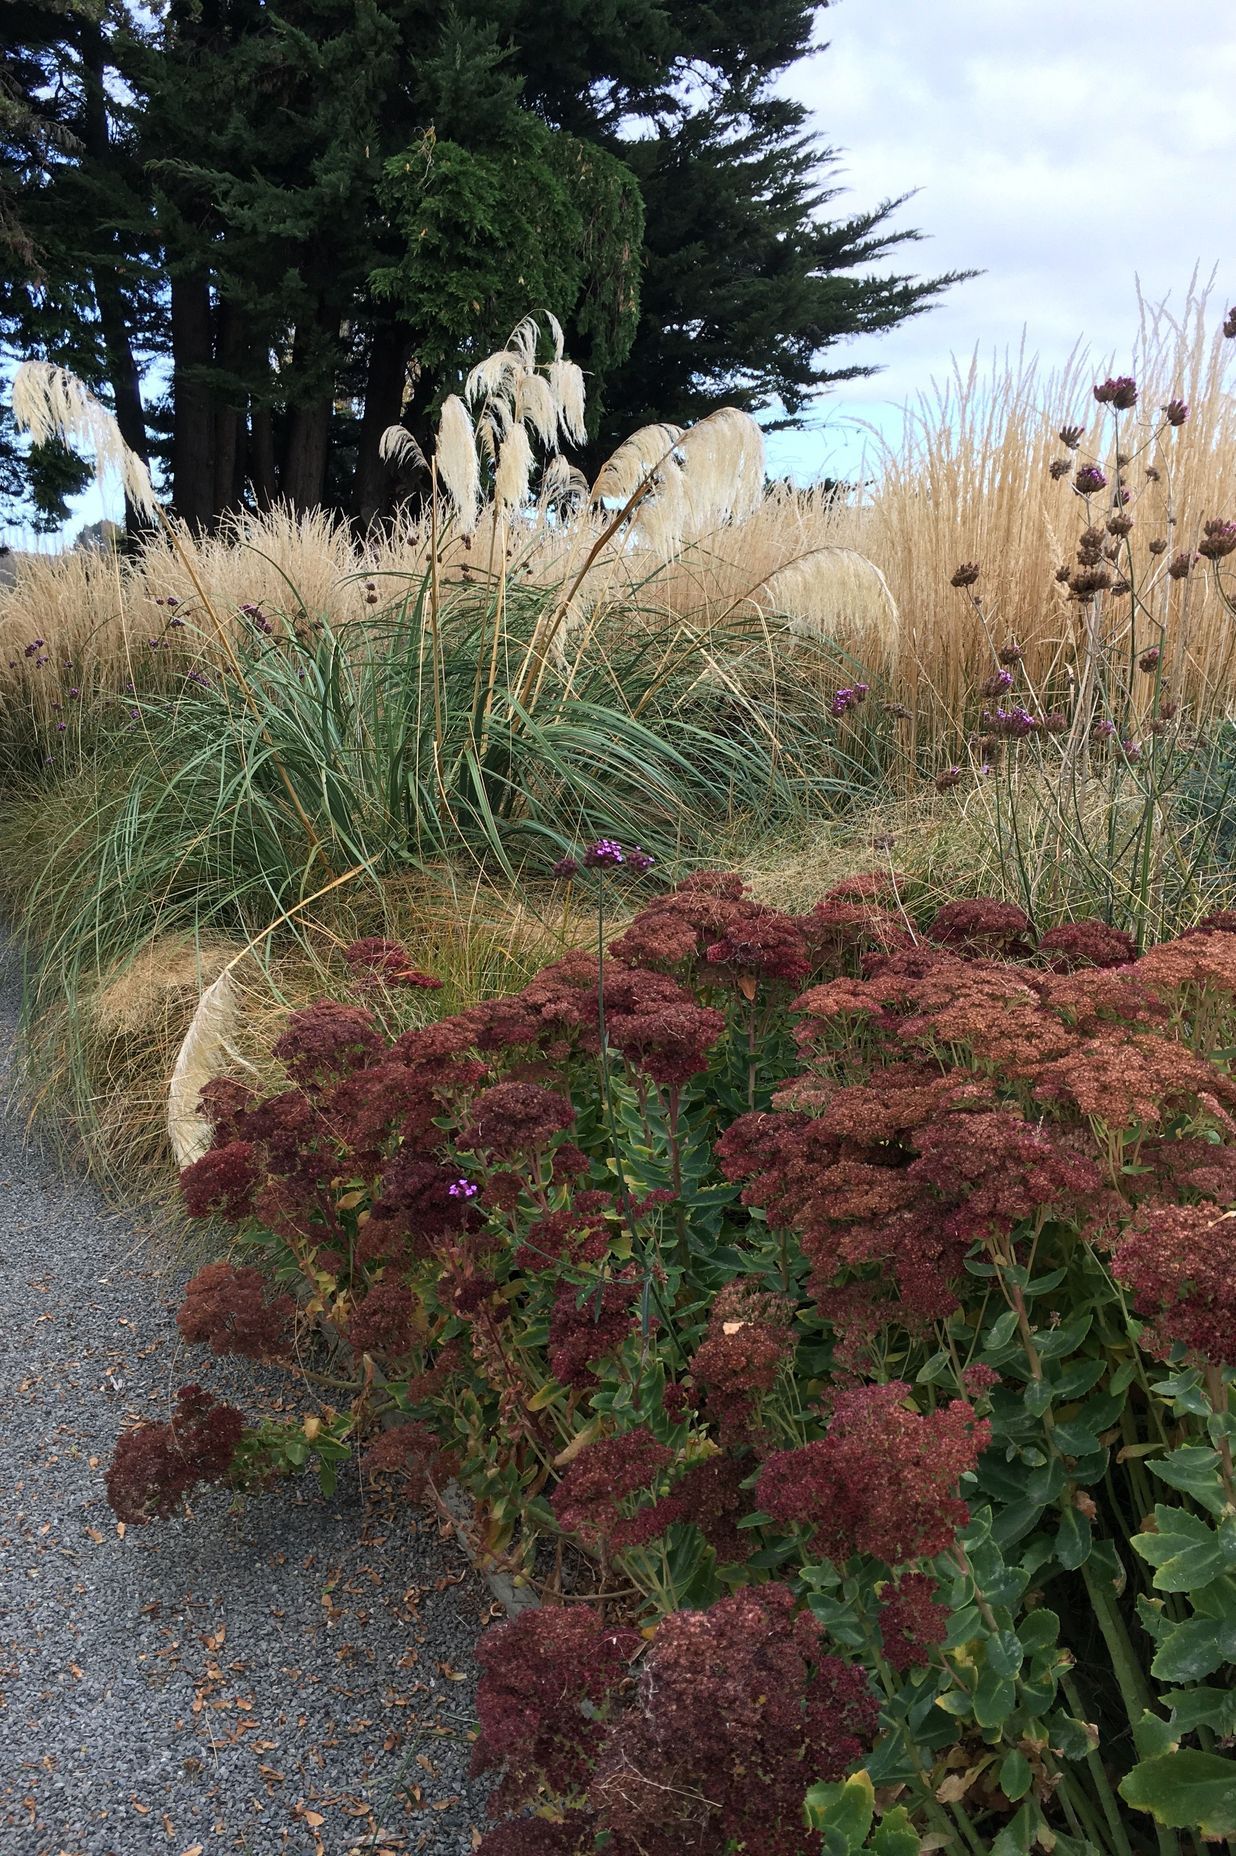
[180,1845,205,1855]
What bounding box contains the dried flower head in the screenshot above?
[1059,423,1085,449]
[106,1385,245,1525]
[935,766,963,792]
[1164,398,1189,426]
[1139,647,1161,673]
[1107,512,1134,537]
[1074,464,1108,495]
[1049,458,1071,480]
[1094,375,1138,410]
[464,1082,575,1161]
[1198,519,1236,561]
[950,562,980,588]
[1148,538,1168,555]
[1167,551,1196,579]
[998,641,1024,665]
[1070,564,1114,599]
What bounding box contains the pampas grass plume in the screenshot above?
[12,360,159,519]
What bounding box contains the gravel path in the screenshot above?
[0,942,493,1856]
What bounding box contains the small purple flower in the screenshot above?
[935,766,963,792]
[128,706,140,720]
[583,838,624,868]
[1094,376,1138,410]
[23,640,44,659]
[829,688,854,717]
[1074,464,1107,495]
[1122,738,1142,762]
[68,687,80,698]
[980,668,1014,698]
[1138,647,1161,673]
[852,682,869,702]
[627,846,655,873]
[169,617,185,629]
[998,642,1024,665]
[448,1177,479,1199]
[186,670,210,689]
[55,721,66,732]
[1092,718,1117,740]
[166,595,180,608]
[551,856,580,879]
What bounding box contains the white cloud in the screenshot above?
[766,0,1236,479]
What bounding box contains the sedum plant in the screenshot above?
[110,864,1236,1854]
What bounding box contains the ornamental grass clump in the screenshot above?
[109,868,1236,1852]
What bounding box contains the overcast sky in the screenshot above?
[765,0,1236,480]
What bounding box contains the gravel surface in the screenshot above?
[0,942,494,1856]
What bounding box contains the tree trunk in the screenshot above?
[212,298,247,518]
[281,400,332,511]
[78,16,150,539]
[170,272,216,529]
[353,319,414,532]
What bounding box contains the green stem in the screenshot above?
[1080,1560,1180,1856]
[1062,1672,1136,1856]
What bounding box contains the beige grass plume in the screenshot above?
[754,547,901,656]
[12,360,159,519]
[166,961,255,1168]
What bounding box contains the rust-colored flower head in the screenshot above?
[950,561,981,588]
[1198,518,1236,560]
[1148,538,1168,555]
[998,641,1024,665]
[1049,458,1071,480]
[1094,375,1138,410]
[1054,562,1072,584]
[1164,398,1189,426]
[935,766,963,792]
[1112,1204,1236,1365]
[1077,524,1106,564]
[1059,423,1085,449]
[1167,550,1196,579]
[1145,464,1161,481]
[1074,463,1107,495]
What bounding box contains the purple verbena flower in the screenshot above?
[1094,376,1138,410]
[584,839,624,868]
[551,856,580,880]
[448,1178,479,1199]
[627,846,655,874]
[1074,464,1107,495]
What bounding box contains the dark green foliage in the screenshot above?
[2,0,971,530]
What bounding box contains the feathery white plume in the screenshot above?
[435,395,481,533]
[167,965,247,1168]
[548,359,588,446]
[494,424,534,512]
[540,453,589,506]
[516,371,559,449]
[680,407,765,533]
[546,311,566,361]
[378,425,428,473]
[754,547,900,655]
[12,359,159,519]
[465,347,521,405]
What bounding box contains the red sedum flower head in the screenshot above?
[1112,1204,1236,1365]
[756,1382,989,1565]
[106,1385,245,1525]
[179,1140,262,1222]
[177,1261,293,1359]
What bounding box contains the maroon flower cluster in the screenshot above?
[1111,1205,1236,1365]
[688,1279,796,1444]
[756,1383,989,1564]
[176,1261,294,1359]
[471,1606,640,1814]
[551,1428,673,1546]
[106,1385,245,1525]
[878,1572,950,1671]
[590,1584,879,1855]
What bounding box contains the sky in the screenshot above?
[764,0,1236,482]
[12,0,1236,541]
